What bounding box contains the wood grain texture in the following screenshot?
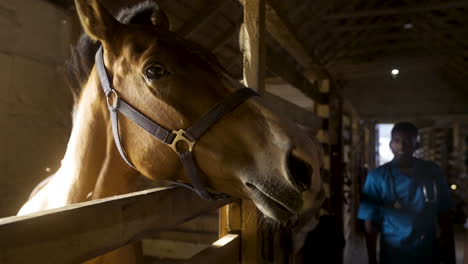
[0,187,231,264]
[189,234,240,264]
[241,0,266,93]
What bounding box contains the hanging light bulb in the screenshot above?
[391,68,399,78]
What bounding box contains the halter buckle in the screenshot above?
[106,89,119,110]
[170,129,196,154]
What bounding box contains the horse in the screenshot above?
[17,0,324,263]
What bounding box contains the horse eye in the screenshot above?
[144,64,168,80]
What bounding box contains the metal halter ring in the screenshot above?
[169,129,196,154]
[106,90,119,110]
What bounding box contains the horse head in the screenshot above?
[74,0,324,222]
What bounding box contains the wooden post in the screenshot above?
[241,0,266,93]
[230,0,266,263]
[329,94,344,264]
[315,79,331,213]
[219,200,259,264]
[219,202,242,238]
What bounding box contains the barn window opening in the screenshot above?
[376,123,395,166]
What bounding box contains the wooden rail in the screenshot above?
[0,187,232,264]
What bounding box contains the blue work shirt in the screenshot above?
[357,158,454,264]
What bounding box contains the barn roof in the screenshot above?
[45,0,468,111]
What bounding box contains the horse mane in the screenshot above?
[65,0,226,103]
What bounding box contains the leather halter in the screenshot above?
[95,46,258,200]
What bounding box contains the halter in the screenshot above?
[95,46,258,200]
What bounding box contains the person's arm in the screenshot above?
[438,212,455,264]
[364,220,379,264]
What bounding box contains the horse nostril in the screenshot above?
[287,151,312,192]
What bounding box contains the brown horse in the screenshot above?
[18,0,324,263]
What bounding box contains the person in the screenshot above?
[358,122,455,264]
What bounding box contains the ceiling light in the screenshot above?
[451,184,457,190]
[403,23,413,29]
[391,68,399,78]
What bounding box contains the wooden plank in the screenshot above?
[240,1,264,262]
[263,92,321,131]
[239,0,327,80]
[173,214,219,233]
[263,0,326,79]
[325,1,468,20]
[142,239,209,259]
[150,230,218,244]
[0,187,231,264]
[219,202,242,238]
[177,0,228,37]
[189,234,240,264]
[266,45,324,103]
[241,200,259,264]
[241,0,266,93]
[142,239,210,260]
[209,23,239,52]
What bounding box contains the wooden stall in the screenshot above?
[0,0,326,263]
[4,0,468,263]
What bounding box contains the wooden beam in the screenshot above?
[189,234,240,264]
[263,0,326,79]
[330,56,447,79]
[238,0,327,80]
[219,202,242,238]
[142,239,208,259]
[318,1,394,66]
[150,230,218,244]
[329,24,468,35]
[241,200,259,264]
[0,187,231,264]
[325,1,468,20]
[306,0,374,48]
[208,23,239,52]
[177,0,228,37]
[240,1,264,263]
[342,42,430,56]
[263,92,322,130]
[266,45,324,103]
[241,0,266,92]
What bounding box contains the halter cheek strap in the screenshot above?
[95,46,258,200]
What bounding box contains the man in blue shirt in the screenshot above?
[358,122,455,264]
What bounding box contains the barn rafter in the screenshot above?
[42,0,468,98]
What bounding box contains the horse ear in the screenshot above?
[151,5,169,30]
[74,0,122,42]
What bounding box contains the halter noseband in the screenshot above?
[95,46,258,200]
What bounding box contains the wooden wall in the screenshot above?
[0,0,75,217]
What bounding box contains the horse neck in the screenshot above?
[57,71,138,204]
